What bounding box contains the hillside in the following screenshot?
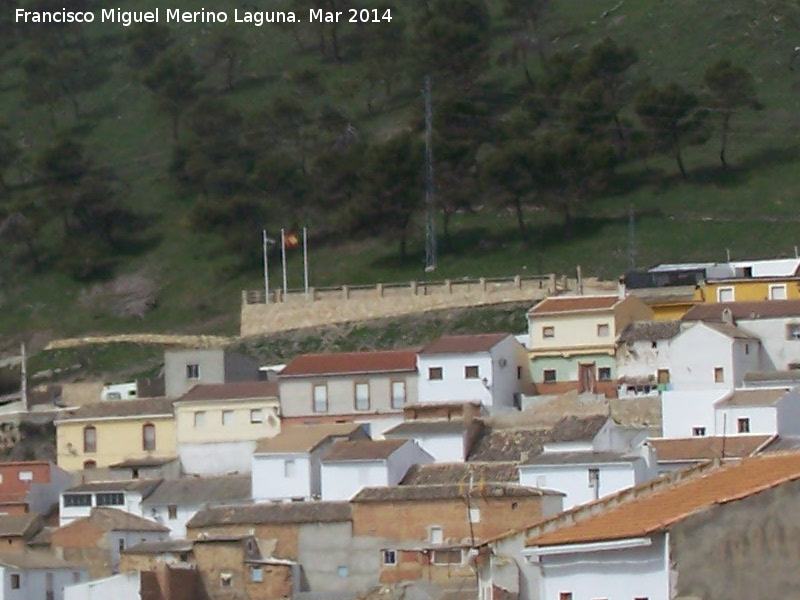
[1,0,799,345]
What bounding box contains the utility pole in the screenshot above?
[262,230,270,304]
[423,75,437,273]
[20,343,27,412]
[628,204,636,271]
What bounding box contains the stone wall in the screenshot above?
[508,391,661,429]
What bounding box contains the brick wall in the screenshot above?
[379,549,474,586]
[51,519,110,579]
[188,524,300,559]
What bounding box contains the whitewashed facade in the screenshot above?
[0,556,88,600]
[59,481,158,526]
[64,573,139,600]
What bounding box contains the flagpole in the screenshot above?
[281,228,288,301]
[262,230,270,304]
[303,227,309,299]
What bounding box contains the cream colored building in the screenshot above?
[175,381,280,476]
[55,398,177,472]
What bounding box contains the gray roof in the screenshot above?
[0,514,41,538]
[618,320,682,343]
[187,501,351,528]
[715,388,790,407]
[401,462,519,486]
[56,397,174,422]
[109,457,178,469]
[628,286,698,305]
[521,451,640,466]
[65,479,162,498]
[123,539,195,554]
[352,483,562,503]
[744,371,800,383]
[143,475,251,506]
[57,507,169,533]
[384,420,467,437]
[0,551,83,570]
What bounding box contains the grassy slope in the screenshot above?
[1,0,799,343]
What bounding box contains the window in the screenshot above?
[193,411,206,428]
[83,461,96,470]
[714,367,725,383]
[738,418,751,433]
[787,324,800,340]
[250,409,263,423]
[542,326,555,339]
[168,505,178,519]
[284,459,296,478]
[517,366,522,380]
[597,323,610,337]
[770,284,788,300]
[221,410,234,426]
[692,427,706,437]
[391,381,406,409]
[220,573,232,587]
[313,385,328,413]
[250,567,263,582]
[10,574,19,589]
[432,549,462,565]
[118,539,125,553]
[142,423,156,452]
[355,383,370,411]
[338,566,348,578]
[717,287,735,302]
[83,426,97,453]
[63,493,92,507]
[96,493,124,506]
[543,369,557,383]
[186,364,200,379]
[464,365,480,379]
[469,508,481,523]
[588,468,600,489]
[651,341,658,349]
[429,526,443,544]
[18,471,33,482]
[382,550,397,565]
[428,367,443,380]
[597,367,612,381]
[559,593,572,600]
[657,369,670,384]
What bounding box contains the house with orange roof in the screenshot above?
[527,295,652,397]
[476,452,800,600]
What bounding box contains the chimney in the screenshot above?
[617,276,626,299]
[721,308,733,325]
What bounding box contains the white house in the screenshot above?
[0,551,88,600]
[616,320,681,397]
[141,475,251,538]
[382,420,469,462]
[669,321,761,390]
[250,423,368,502]
[416,333,532,412]
[64,573,139,600]
[59,479,161,526]
[661,388,729,439]
[649,436,776,474]
[319,439,434,501]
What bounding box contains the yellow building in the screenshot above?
[55,398,177,472]
[699,277,800,304]
[627,286,700,320]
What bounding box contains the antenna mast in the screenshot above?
[423,75,437,272]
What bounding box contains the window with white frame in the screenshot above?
[221,410,234,426]
[391,381,406,409]
[738,418,750,433]
[464,365,480,379]
[186,364,200,379]
[382,550,397,565]
[543,369,557,383]
[432,549,462,565]
[469,508,481,523]
[313,385,328,412]
[597,367,612,381]
[355,383,370,411]
[284,459,296,478]
[193,411,206,428]
[717,287,735,302]
[250,567,263,582]
[428,367,443,380]
[542,326,555,339]
[770,284,788,300]
[692,427,706,437]
[588,468,600,489]
[18,471,33,482]
[596,323,610,337]
[250,409,263,423]
[429,526,443,544]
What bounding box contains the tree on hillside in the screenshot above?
[0,125,20,189]
[481,140,537,240]
[703,59,760,168]
[209,27,249,90]
[143,50,202,141]
[362,4,406,98]
[191,194,268,266]
[503,0,549,82]
[635,82,710,178]
[126,23,174,69]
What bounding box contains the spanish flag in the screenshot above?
[284,232,300,249]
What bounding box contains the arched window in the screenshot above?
[142,423,156,452]
[83,426,97,453]
[83,460,96,470]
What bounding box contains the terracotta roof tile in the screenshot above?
[529,451,800,546]
[254,423,365,454]
[651,436,774,462]
[419,334,511,355]
[186,501,351,528]
[682,300,800,321]
[400,462,519,486]
[528,296,620,316]
[178,381,279,402]
[280,350,417,377]
[322,439,407,461]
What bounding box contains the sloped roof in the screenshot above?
[280,350,417,377]
[744,371,800,383]
[352,483,561,503]
[178,381,279,402]
[521,451,639,466]
[467,415,609,462]
[701,321,759,340]
[715,388,789,407]
[123,539,195,554]
[66,479,162,497]
[627,286,698,305]
[682,300,800,321]
[57,507,168,534]
[618,320,682,343]
[419,333,511,355]
[109,456,178,469]
[529,452,800,546]
[322,439,407,461]
[254,423,364,454]
[401,462,519,486]
[528,296,620,316]
[384,420,467,437]
[0,550,82,570]
[187,501,351,528]
[143,475,251,506]
[56,397,174,422]
[651,436,774,462]
[0,514,41,538]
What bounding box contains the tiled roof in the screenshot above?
[528,296,620,316]
[56,397,174,422]
[109,456,178,469]
[419,333,510,355]
[400,462,519,486]
[143,475,251,506]
[0,514,41,538]
[0,550,82,570]
[618,320,682,343]
[280,350,417,377]
[352,483,561,503]
[651,436,774,462]
[715,388,789,407]
[322,439,407,461]
[682,300,800,321]
[186,501,351,528]
[529,452,800,546]
[123,539,195,554]
[177,381,279,402]
[520,451,640,466]
[27,527,52,547]
[702,321,759,340]
[627,286,698,305]
[66,479,162,497]
[58,507,168,533]
[467,415,609,462]
[384,420,467,436]
[254,423,365,454]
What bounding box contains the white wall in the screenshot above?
[417,353,493,407]
[3,565,89,600]
[400,432,466,463]
[251,453,312,501]
[536,534,669,600]
[661,389,727,439]
[777,388,800,436]
[352,414,404,440]
[670,324,738,390]
[714,405,777,437]
[518,461,638,510]
[320,461,388,501]
[59,492,144,527]
[64,573,139,600]
[489,336,531,411]
[386,441,434,484]
[617,339,673,381]
[738,318,800,371]
[178,440,256,476]
[142,502,200,538]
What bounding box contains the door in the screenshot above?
[578,363,595,393]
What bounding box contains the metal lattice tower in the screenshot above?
[424,75,437,272]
